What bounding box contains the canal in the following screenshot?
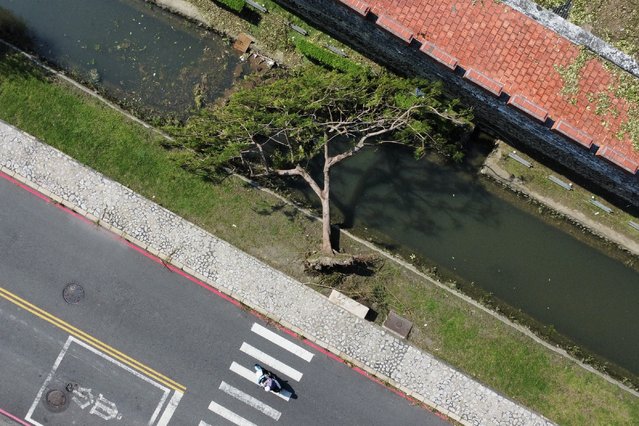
[326,142,639,377]
[1,0,637,379]
[0,0,241,118]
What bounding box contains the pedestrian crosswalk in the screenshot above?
[250,323,314,362]
[208,401,257,426]
[219,381,281,420]
[240,342,303,382]
[201,322,314,425]
[229,362,290,402]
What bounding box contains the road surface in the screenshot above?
[0,175,448,425]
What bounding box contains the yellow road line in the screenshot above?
[0,286,186,392]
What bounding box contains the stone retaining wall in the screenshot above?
[274,0,639,208]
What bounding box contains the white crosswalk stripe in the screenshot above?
[156,391,183,426]
[251,323,314,362]
[229,362,291,402]
[219,381,281,420]
[208,401,256,426]
[240,342,303,381]
[198,421,212,426]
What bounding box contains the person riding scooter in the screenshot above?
[254,364,282,393]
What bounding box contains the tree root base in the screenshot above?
[304,252,377,273]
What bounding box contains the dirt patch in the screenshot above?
[570,0,639,59]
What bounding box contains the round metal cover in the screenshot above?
[63,283,85,304]
[45,389,68,412]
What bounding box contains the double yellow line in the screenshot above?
[0,286,186,393]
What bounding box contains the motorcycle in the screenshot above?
[254,364,282,393]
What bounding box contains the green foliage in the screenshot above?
[171,67,473,177]
[609,66,639,150]
[533,0,566,8]
[293,37,365,75]
[215,0,245,13]
[554,48,590,103]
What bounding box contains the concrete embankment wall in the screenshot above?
[274,0,639,208]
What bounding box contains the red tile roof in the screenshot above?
[367,0,639,169]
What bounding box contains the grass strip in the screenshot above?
[292,37,366,74]
[215,0,245,13]
[0,48,637,425]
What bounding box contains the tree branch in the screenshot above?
[275,165,323,199]
[326,106,418,167]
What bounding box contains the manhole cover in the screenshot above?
[45,389,68,412]
[63,283,85,304]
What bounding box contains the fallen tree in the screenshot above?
[172,66,473,267]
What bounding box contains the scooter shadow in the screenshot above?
[278,380,298,400]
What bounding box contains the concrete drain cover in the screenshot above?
[383,310,413,339]
[63,283,85,304]
[45,389,68,412]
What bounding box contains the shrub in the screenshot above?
[293,37,365,75]
[215,0,245,13]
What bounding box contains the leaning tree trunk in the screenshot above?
[320,162,333,255]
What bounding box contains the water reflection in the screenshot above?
[292,141,639,375]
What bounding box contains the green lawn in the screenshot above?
[0,47,637,425]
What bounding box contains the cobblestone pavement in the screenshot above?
[366,0,639,166]
[0,120,553,425]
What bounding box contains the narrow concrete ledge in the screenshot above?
[419,41,458,70]
[551,119,594,149]
[337,0,371,16]
[590,197,614,214]
[376,14,414,44]
[596,146,639,174]
[328,289,369,319]
[548,175,573,191]
[508,151,533,168]
[507,95,549,122]
[463,69,503,96]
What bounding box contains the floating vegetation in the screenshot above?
[115,39,131,50]
[88,68,100,84]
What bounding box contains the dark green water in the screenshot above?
[0,0,241,117]
[1,0,637,378]
[324,142,639,376]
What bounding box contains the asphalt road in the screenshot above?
[0,175,449,426]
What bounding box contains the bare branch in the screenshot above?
[275,165,323,199]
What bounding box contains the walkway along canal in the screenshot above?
[1,0,637,382]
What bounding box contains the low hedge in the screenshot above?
[216,0,245,13]
[293,37,365,75]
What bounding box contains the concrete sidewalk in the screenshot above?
[0,119,552,425]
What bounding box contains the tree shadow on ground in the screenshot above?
[0,7,34,52]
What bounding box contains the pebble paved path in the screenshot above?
[0,119,553,425]
[364,0,639,168]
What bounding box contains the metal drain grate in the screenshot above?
[550,0,572,19]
